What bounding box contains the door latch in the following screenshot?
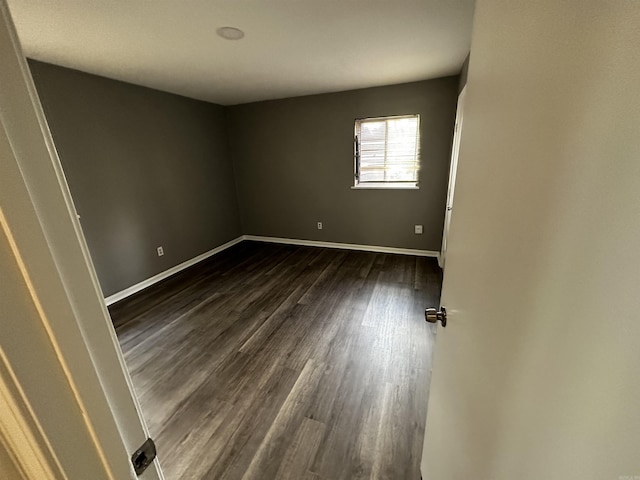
[131,438,156,476]
[425,306,447,327]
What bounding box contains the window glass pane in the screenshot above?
[360,120,387,182]
[386,117,418,181]
[356,115,419,184]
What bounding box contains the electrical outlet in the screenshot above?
[157,246,164,256]
[414,225,423,234]
[317,222,323,230]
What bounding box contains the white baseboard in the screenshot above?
[104,236,244,306]
[105,234,439,306]
[243,235,441,258]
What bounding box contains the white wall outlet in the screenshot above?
[157,246,164,256]
[317,222,323,230]
[414,225,423,234]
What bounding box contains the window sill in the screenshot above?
[351,183,419,190]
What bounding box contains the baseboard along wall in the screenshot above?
[104,236,244,306]
[104,235,440,306]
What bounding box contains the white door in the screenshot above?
[422,0,640,479]
[0,2,164,478]
[439,86,466,269]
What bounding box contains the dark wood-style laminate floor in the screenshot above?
[109,241,441,480]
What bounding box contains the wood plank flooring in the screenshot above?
[109,241,441,480]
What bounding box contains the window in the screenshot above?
[353,114,420,189]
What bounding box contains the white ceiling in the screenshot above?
[7,1,475,106]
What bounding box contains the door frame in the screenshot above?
[439,85,467,269]
[0,2,163,478]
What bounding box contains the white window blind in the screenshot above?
[354,114,420,186]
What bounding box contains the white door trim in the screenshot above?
[439,85,467,269]
[0,2,163,478]
[0,347,64,480]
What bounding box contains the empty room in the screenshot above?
[3,0,471,478]
[2,1,639,480]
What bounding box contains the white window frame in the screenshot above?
[352,114,421,190]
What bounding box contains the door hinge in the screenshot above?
[131,438,156,476]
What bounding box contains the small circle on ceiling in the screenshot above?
[216,27,245,40]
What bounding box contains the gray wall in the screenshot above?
[226,77,459,251]
[30,62,458,296]
[29,60,241,297]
